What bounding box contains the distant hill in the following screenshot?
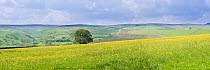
[0,23,210,47]
[0,23,208,26]
[0,29,35,47]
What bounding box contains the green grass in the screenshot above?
[51,42,72,46]
[124,25,174,30]
[0,29,35,47]
[129,29,210,37]
[0,34,209,69]
[92,35,111,38]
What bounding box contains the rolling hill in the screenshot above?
[0,24,210,47]
[0,34,209,69]
[129,29,210,37]
[0,29,35,47]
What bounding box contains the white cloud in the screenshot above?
[130,15,190,23]
[10,0,24,7]
[0,0,7,4]
[86,0,96,10]
[121,0,157,17]
[195,12,210,23]
[103,8,110,12]
[0,0,210,24]
[121,0,140,13]
[0,6,72,24]
[131,16,164,23]
[205,0,210,8]
[163,0,172,5]
[41,9,72,24]
[0,7,15,18]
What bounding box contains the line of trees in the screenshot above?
[0,29,93,47]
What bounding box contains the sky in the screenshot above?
[0,0,210,25]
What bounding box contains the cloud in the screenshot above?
[195,12,210,23]
[0,0,210,25]
[10,0,24,7]
[0,7,44,24]
[121,0,140,13]
[120,0,209,23]
[205,0,210,8]
[0,0,7,4]
[16,0,45,9]
[41,9,72,24]
[0,7,14,18]
[86,0,96,10]
[0,6,72,24]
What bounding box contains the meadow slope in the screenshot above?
[0,34,209,70]
[129,29,210,37]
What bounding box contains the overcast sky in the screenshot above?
[0,0,210,25]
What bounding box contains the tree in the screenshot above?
[0,40,4,46]
[71,29,93,44]
[45,40,52,45]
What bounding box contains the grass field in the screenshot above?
[124,25,174,30]
[0,34,209,69]
[129,29,210,37]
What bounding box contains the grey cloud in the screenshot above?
[0,0,210,24]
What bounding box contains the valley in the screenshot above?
[0,24,210,48]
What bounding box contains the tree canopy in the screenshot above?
[71,29,93,44]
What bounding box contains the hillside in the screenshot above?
[0,34,209,69]
[0,24,210,47]
[125,25,210,37]
[129,29,210,37]
[0,29,35,47]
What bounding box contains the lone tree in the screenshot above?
[71,29,93,44]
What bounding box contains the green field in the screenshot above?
[0,25,119,47]
[0,29,35,47]
[123,24,210,37]
[0,34,209,69]
[0,24,210,47]
[129,29,210,37]
[124,25,174,30]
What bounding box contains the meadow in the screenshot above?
[129,29,210,37]
[126,24,210,37]
[0,34,209,69]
